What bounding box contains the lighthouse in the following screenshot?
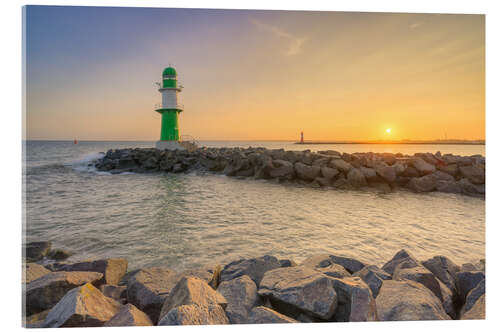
[155,66,185,150]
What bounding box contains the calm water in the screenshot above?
[24,141,485,270]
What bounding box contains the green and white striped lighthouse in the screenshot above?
[155,66,185,150]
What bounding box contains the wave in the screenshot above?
[69,152,105,173]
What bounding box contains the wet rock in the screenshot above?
[329,255,367,274]
[247,306,298,324]
[47,249,72,261]
[360,166,378,182]
[393,265,443,302]
[294,162,321,181]
[455,271,485,302]
[312,157,331,167]
[220,255,281,285]
[461,263,478,272]
[23,263,51,284]
[437,163,459,176]
[410,158,436,175]
[26,271,103,315]
[329,277,378,322]
[25,241,52,262]
[406,174,437,192]
[158,304,229,325]
[459,178,485,195]
[401,166,420,178]
[269,159,295,179]
[347,168,367,187]
[315,176,331,187]
[353,265,391,298]
[320,166,339,180]
[104,303,153,326]
[432,170,455,182]
[179,264,222,289]
[421,255,460,295]
[300,254,352,278]
[462,279,485,315]
[217,275,259,324]
[382,249,419,276]
[438,279,456,319]
[330,158,352,173]
[126,267,179,323]
[99,284,127,302]
[375,165,396,183]
[461,294,485,320]
[376,280,450,321]
[43,283,121,327]
[436,180,462,193]
[459,165,485,184]
[279,259,297,267]
[57,258,128,285]
[258,266,337,319]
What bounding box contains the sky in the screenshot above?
[24,6,485,141]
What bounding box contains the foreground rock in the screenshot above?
[25,241,52,262]
[455,270,485,302]
[23,263,51,284]
[461,294,485,320]
[217,275,260,324]
[158,304,229,325]
[43,283,121,327]
[220,255,281,285]
[329,277,377,322]
[247,306,298,324]
[421,255,460,295]
[57,258,128,285]
[26,271,103,315]
[376,280,450,321]
[461,279,485,316]
[104,304,153,327]
[258,266,337,319]
[353,265,391,298]
[382,249,419,275]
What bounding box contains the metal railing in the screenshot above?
[154,103,184,110]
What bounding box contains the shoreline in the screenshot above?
[93,146,485,197]
[23,242,486,327]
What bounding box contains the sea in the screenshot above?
[23,140,485,271]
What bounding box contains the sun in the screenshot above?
[386,128,391,134]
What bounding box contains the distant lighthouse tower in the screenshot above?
[155,66,185,150]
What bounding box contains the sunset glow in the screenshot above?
[25,7,485,141]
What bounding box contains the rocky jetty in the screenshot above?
[23,248,486,327]
[94,147,485,196]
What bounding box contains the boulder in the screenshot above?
[455,271,485,301]
[410,158,436,175]
[376,280,450,321]
[461,294,485,320]
[459,178,485,195]
[353,265,391,298]
[375,165,396,183]
[23,263,51,284]
[406,174,437,192]
[159,276,227,323]
[47,249,72,261]
[269,160,295,179]
[300,254,352,277]
[25,241,52,261]
[217,275,259,324]
[99,284,127,302]
[421,255,460,295]
[401,166,420,178]
[392,162,406,175]
[279,259,297,268]
[26,271,103,315]
[258,266,337,319]
[158,304,229,325]
[329,255,367,274]
[436,180,462,194]
[437,163,459,176]
[432,170,455,182]
[24,309,50,328]
[461,263,478,272]
[247,306,298,324]
[438,279,456,319]
[329,277,378,322]
[347,168,368,187]
[459,165,485,184]
[382,249,419,276]
[43,283,121,327]
[330,158,352,173]
[320,166,339,180]
[312,157,330,167]
[57,258,128,285]
[315,176,331,187]
[294,162,321,181]
[126,267,180,323]
[462,279,485,315]
[104,303,153,326]
[360,166,378,182]
[179,264,222,289]
[393,265,443,302]
[220,255,281,285]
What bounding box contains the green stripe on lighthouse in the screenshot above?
[158,109,180,141]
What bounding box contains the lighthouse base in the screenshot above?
[155,140,186,151]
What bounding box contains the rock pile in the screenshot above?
[94,147,485,196]
[23,249,485,327]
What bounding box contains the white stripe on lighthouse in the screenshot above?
[162,90,178,109]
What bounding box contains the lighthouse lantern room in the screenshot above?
[155,66,185,150]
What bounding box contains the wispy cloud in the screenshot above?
[410,22,423,29]
[250,18,306,56]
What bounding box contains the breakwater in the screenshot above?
[94,147,485,196]
[23,242,485,327]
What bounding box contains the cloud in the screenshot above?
[250,18,306,56]
[410,22,422,29]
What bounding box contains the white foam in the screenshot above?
[70,152,105,173]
